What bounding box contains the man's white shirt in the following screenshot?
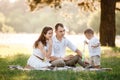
[51,36,77,58]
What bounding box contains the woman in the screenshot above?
[25,26,53,69]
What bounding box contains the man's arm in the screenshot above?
[75,49,89,64]
[66,39,82,58]
[75,49,82,58]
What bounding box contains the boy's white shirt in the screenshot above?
[88,36,101,57]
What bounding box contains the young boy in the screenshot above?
[84,29,101,68]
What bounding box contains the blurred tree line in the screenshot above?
[0,0,120,35]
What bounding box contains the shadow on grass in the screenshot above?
[112,47,120,53]
[0,54,120,80]
[0,54,30,80]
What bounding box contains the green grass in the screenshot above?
[0,45,120,80]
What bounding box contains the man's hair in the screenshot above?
[55,23,64,31]
[84,28,94,34]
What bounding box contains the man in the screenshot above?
[50,23,88,67]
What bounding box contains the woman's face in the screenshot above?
[44,30,53,40]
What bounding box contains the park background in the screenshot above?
[0,0,120,80]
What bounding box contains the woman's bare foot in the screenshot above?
[24,65,34,69]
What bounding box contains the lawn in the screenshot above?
[0,45,120,80]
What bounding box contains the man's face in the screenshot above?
[55,26,65,38]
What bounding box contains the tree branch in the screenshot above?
[116,0,120,2]
[116,7,120,11]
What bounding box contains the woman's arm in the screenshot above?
[37,39,52,60]
[46,39,52,58]
[37,42,47,58]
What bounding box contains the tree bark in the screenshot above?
[100,0,116,47]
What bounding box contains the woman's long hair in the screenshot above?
[34,26,53,48]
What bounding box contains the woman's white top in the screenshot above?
[27,42,51,69]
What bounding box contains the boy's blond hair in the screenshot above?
[84,29,94,34]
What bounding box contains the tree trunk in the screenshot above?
[100,0,116,47]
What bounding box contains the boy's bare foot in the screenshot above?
[94,65,100,69]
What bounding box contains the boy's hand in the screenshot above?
[84,61,89,65]
[91,43,100,48]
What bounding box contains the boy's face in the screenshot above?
[85,33,93,40]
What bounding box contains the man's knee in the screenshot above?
[75,55,80,58]
[65,55,79,67]
[73,55,80,61]
[51,59,66,67]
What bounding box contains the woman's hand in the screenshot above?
[46,38,53,58]
[48,38,52,47]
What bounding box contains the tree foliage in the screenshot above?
[26,0,120,47]
[27,0,61,11]
[87,11,120,35]
[27,0,98,12]
[0,0,94,33]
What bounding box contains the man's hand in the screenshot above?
[63,55,74,61]
[49,56,58,61]
[84,60,89,65]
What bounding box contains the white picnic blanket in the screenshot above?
[8,65,112,71]
[8,65,84,71]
